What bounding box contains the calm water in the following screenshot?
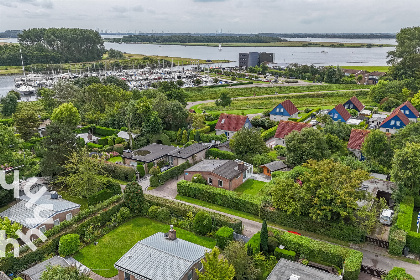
[0,38,395,97]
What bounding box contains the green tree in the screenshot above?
[108,48,125,59]
[142,111,163,136]
[325,133,347,155]
[285,128,330,166]
[58,234,80,257]
[411,90,420,111]
[391,142,420,197]
[177,128,182,143]
[182,129,189,145]
[323,121,352,141]
[41,265,90,280]
[157,81,186,105]
[152,94,188,130]
[215,91,232,107]
[392,121,420,150]
[1,91,18,116]
[0,217,22,239]
[51,102,81,130]
[103,76,130,91]
[123,181,145,215]
[193,211,212,235]
[383,267,415,280]
[0,124,21,165]
[196,247,235,280]
[229,128,268,158]
[260,220,268,255]
[13,108,40,141]
[362,130,393,169]
[223,241,260,280]
[38,88,57,115]
[368,80,407,104]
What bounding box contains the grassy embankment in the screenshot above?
[341,66,389,72]
[123,53,229,65]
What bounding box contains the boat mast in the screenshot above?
[19,48,26,81]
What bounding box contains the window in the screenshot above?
[199,262,204,271]
[54,219,60,226]
[245,123,250,128]
[218,180,223,187]
[406,110,410,114]
[350,104,353,108]
[391,120,395,125]
[280,108,284,112]
[345,104,348,109]
[66,213,72,221]
[396,121,401,126]
[124,272,130,280]
[39,226,46,233]
[188,270,193,280]
[276,108,279,112]
[386,129,390,132]
[221,119,225,124]
[334,114,338,119]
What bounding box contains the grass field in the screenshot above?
[74,217,216,277]
[341,66,389,72]
[234,179,267,196]
[108,156,122,163]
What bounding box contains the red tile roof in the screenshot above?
[393,101,419,117]
[332,104,352,121]
[380,110,410,127]
[348,96,365,111]
[281,99,298,115]
[274,121,312,139]
[347,129,370,150]
[215,113,249,132]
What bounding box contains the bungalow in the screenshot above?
[168,143,213,166]
[393,101,419,122]
[266,121,312,148]
[360,179,396,207]
[367,71,386,84]
[0,192,80,240]
[328,104,351,122]
[260,161,288,177]
[343,96,364,112]
[266,259,341,280]
[20,256,70,280]
[215,113,252,140]
[122,143,178,171]
[379,110,410,134]
[347,129,370,160]
[115,228,209,280]
[269,100,299,121]
[184,159,253,191]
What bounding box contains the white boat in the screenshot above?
[16,85,36,95]
[218,44,222,51]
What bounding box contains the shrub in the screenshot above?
[98,137,108,146]
[0,118,14,126]
[215,226,234,249]
[101,161,136,181]
[137,164,145,177]
[157,160,165,168]
[123,182,145,215]
[58,234,80,257]
[108,138,114,146]
[208,120,218,131]
[86,142,103,150]
[156,207,171,223]
[343,250,363,280]
[384,267,415,280]
[274,248,296,261]
[396,196,414,232]
[154,161,191,187]
[261,125,278,141]
[247,232,260,255]
[87,189,114,206]
[149,166,161,176]
[94,126,117,136]
[149,176,159,188]
[389,227,407,256]
[193,211,213,235]
[114,207,131,224]
[206,148,236,160]
[148,205,160,219]
[199,133,227,143]
[192,174,206,184]
[274,145,286,157]
[113,144,124,154]
[115,137,124,144]
[147,162,154,172]
[268,236,279,254]
[406,231,420,254]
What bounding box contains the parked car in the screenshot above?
[287,231,301,236]
[380,209,394,225]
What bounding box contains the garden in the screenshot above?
[234,179,267,196]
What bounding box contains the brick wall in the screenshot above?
[184,171,244,191]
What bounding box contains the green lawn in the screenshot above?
[234,179,267,196]
[74,217,216,277]
[108,156,122,163]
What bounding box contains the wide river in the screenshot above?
[0,37,395,97]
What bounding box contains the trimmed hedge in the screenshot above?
[215,226,234,249]
[406,231,420,254]
[278,232,362,280]
[261,125,278,141]
[94,126,118,136]
[98,137,108,146]
[247,232,261,255]
[101,161,136,182]
[177,180,261,216]
[137,164,145,177]
[274,248,296,261]
[86,142,103,149]
[144,194,242,233]
[150,161,191,188]
[396,196,414,232]
[58,234,80,257]
[199,133,227,143]
[87,189,115,206]
[297,108,321,123]
[389,227,406,256]
[206,148,236,160]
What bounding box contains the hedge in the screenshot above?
[207,120,218,131]
[278,232,362,280]
[396,196,414,232]
[215,226,234,249]
[388,227,406,256]
[86,142,103,149]
[98,137,108,146]
[197,126,211,134]
[58,234,80,257]
[206,148,236,160]
[101,161,136,182]
[94,126,118,136]
[199,133,227,143]
[247,232,261,255]
[0,118,14,126]
[415,195,420,208]
[297,108,321,123]
[150,161,192,188]
[406,231,420,254]
[137,164,145,177]
[261,125,278,141]
[87,189,115,206]
[177,180,261,216]
[274,248,296,261]
[144,194,242,233]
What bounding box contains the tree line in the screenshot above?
[112,35,287,44]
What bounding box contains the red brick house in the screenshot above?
[266,121,312,148]
[347,129,371,160]
[184,159,253,191]
[215,114,252,140]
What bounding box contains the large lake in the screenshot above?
[0,37,395,97]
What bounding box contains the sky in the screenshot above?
[0,0,419,33]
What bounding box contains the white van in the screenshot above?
[380,209,394,225]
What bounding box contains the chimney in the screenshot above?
[238,161,245,171]
[168,225,177,240]
[87,132,92,141]
[50,191,59,199]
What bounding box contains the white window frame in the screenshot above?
[199,262,204,271]
[54,219,60,226]
[208,177,213,185]
[66,213,73,221]
[391,120,395,125]
[345,104,349,109]
[276,108,279,112]
[334,114,338,119]
[280,108,284,112]
[188,270,193,280]
[406,110,410,114]
[350,104,353,108]
[218,180,223,188]
[39,225,46,233]
[396,121,401,126]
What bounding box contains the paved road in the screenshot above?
[186,88,370,109]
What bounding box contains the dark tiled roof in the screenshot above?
[185,160,229,172]
[126,143,177,163]
[274,121,312,139]
[393,101,419,117]
[332,104,352,121]
[348,96,365,111]
[169,143,213,159]
[266,259,341,280]
[281,99,298,115]
[114,232,209,280]
[21,256,70,280]
[347,129,370,150]
[213,161,243,180]
[215,113,248,132]
[261,161,287,172]
[185,159,250,180]
[380,110,410,126]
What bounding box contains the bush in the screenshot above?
[115,137,124,144]
[384,267,415,280]
[0,118,14,126]
[215,226,234,249]
[193,211,213,235]
[157,207,171,223]
[149,175,159,188]
[199,133,227,143]
[87,189,114,206]
[114,207,131,224]
[261,125,278,141]
[86,142,103,150]
[147,162,154,172]
[268,236,279,253]
[206,148,236,160]
[274,248,296,261]
[101,161,136,181]
[247,232,260,255]
[58,234,80,257]
[98,137,108,146]
[208,120,218,131]
[396,196,414,232]
[154,161,191,187]
[192,174,206,184]
[123,182,145,215]
[406,231,420,254]
[148,205,160,219]
[137,164,145,177]
[113,144,124,154]
[389,227,407,256]
[274,145,286,157]
[94,126,118,136]
[149,166,161,176]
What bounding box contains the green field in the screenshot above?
[341,66,389,72]
[74,217,216,277]
[234,179,267,196]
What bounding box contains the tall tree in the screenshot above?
[142,111,162,136]
[13,108,40,141]
[51,102,81,130]
[215,91,232,107]
[323,121,352,141]
[260,220,268,255]
[223,241,260,280]
[196,247,235,280]
[230,128,268,158]
[123,182,145,215]
[391,142,420,197]
[38,88,57,115]
[362,129,393,169]
[392,122,420,150]
[1,91,18,116]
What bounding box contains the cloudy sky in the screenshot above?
[0,0,419,33]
